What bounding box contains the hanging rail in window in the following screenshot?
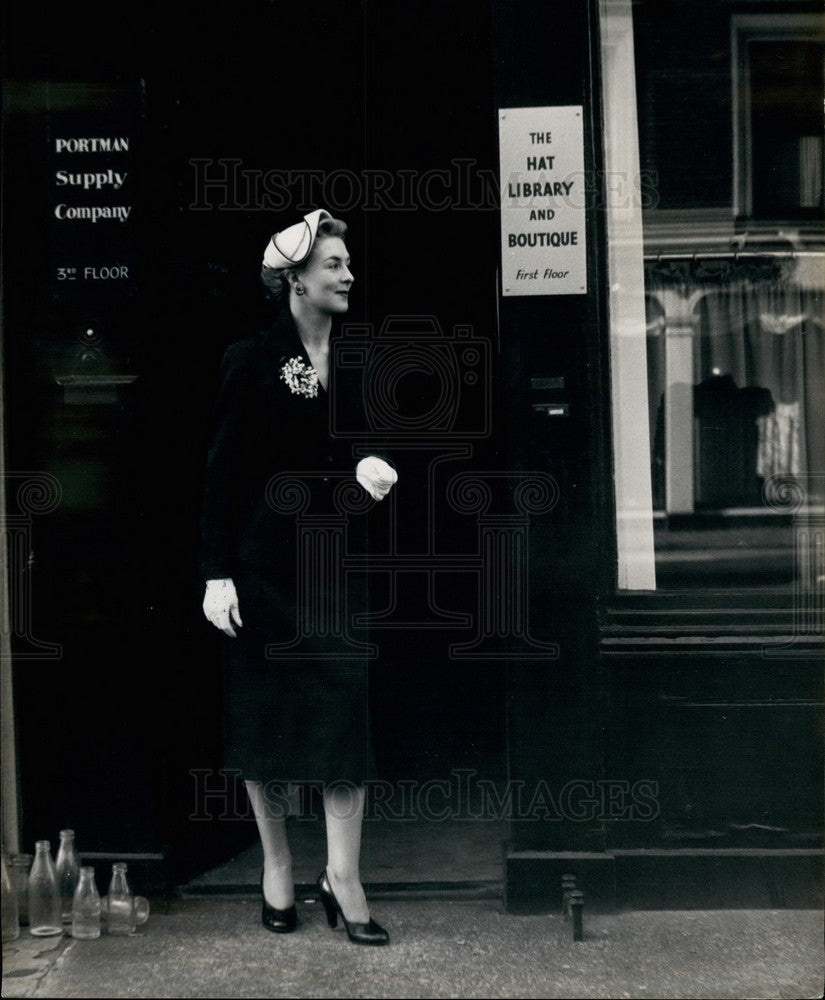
[643,250,823,262]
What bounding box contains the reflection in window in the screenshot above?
[696,280,823,489]
[734,19,825,220]
[644,256,823,586]
[602,0,824,589]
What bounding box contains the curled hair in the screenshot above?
[260,216,348,301]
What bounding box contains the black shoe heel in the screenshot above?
[316,870,389,946]
[319,886,338,928]
[261,872,298,934]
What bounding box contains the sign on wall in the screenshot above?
[46,90,140,306]
[498,105,586,296]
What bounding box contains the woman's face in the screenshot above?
[296,236,353,314]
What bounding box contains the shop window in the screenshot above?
[600,0,824,590]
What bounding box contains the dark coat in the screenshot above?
[200,306,376,581]
[201,306,386,782]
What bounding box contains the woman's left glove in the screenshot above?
[356,456,398,501]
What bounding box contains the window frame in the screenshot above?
[732,13,825,220]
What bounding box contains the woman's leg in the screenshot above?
[323,783,370,923]
[246,780,294,909]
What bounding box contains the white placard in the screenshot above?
[498,106,587,296]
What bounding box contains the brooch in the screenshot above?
[279,357,319,398]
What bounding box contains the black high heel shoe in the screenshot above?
[316,869,389,946]
[260,872,298,933]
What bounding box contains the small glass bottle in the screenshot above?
[9,853,32,926]
[102,862,148,935]
[27,841,62,936]
[1,852,20,943]
[55,829,80,922]
[71,867,101,940]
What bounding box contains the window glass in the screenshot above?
[601,0,824,590]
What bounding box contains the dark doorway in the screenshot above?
[4,0,511,884]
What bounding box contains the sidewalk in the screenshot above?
[3,898,823,999]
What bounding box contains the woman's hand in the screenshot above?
[356,456,398,501]
[203,578,243,637]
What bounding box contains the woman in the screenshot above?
[201,209,397,944]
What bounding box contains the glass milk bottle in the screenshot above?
[9,854,32,925]
[1,852,20,943]
[55,829,80,922]
[27,841,62,936]
[71,867,101,940]
[103,863,149,935]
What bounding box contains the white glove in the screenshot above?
[356,456,398,501]
[203,578,243,637]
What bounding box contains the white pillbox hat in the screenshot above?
[262,209,333,269]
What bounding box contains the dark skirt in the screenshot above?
[222,564,376,785]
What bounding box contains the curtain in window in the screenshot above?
[696,276,824,495]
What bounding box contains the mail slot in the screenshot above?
[532,403,570,417]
